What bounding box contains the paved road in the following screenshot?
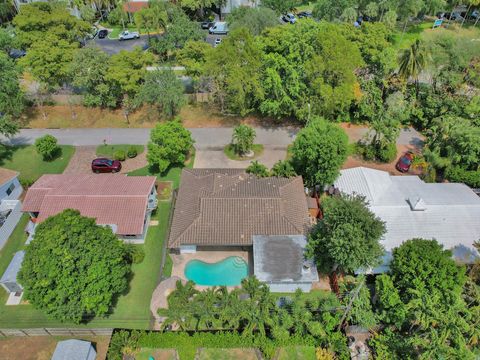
[0,126,423,149]
[1,128,298,149]
[89,35,150,55]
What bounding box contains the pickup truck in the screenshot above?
[119,30,140,41]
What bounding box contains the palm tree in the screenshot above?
[231,124,256,156]
[246,161,269,177]
[271,160,296,178]
[398,40,428,93]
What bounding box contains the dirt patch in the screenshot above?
[0,335,110,360]
[198,348,259,360]
[21,104,299,129]
[157,181,173,201]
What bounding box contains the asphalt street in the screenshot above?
[89,35,150,55]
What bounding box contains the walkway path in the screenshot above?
[150,276,185,330]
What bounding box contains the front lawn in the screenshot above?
[0,145,75,183]
[224,144,264,161]
[96,144,144,158]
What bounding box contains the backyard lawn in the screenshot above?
[96,144,144,158]
[0,145,74,183]
[276,346,317,360]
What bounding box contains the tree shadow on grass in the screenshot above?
[0,145,25,166]
[42,147,64,163]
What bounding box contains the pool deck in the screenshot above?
[171,250,252,290]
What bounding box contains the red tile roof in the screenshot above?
[23,174,156,235]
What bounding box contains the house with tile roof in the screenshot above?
[334,167,480,273]
[168,169,319,292]
[22,174,157,243]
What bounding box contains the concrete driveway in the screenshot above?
[194,146,287,169]
[88,35,149,55]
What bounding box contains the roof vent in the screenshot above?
[407,197,427,211]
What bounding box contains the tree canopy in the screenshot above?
[227,7,279,36]
[18,209,130,323]
[0,53,23,137]
[147,119,194,173]
[290,117,348,187]
[307,194,386,274]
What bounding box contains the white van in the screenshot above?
[209,22,229,35]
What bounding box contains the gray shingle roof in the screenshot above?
[0,251,24,284]
[169,169,309,247]
[51,339,96,360]
[334,167,480,259]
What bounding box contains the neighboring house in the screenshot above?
[222,0,259,14]
[123,0,149,14]
[0,251,24,294]
[0,168,23,251]
[51,339,96,360]
[22,174,157,243]
[334,167,480,272]
[12,0,81,18]
[169,169,318,292]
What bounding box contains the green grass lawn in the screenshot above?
[0,145,74,183]
[198,348,259,360]
[224,144,264,161]
[392,21,432,50]
[96,144,144,158]
[128,150,195,189]
[277,346,316,360]
[0,214,29,279]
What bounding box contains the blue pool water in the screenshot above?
[184,256,248,286]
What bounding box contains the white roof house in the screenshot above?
[334,167,480,271]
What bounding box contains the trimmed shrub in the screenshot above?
[113,150,126,161]
[125,244,145,264]
[377,143,397,163]
[20,178,35,188]
[35,134,59,160]
[445,166,480,188]
[127,146,138,158]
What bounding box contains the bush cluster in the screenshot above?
[356,142,397,163]
[127,146,138,158]
[113,150,126,161]
[445,166,480,188]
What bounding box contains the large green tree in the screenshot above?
[18,209,130,323]
[0,53,24,137]
[147,119,194,173]
[69,46,119,108]
[206,27,264,115]
[227,7,279,36]
[307,194,386,274]
[137,70,186,118]
[20,35,78,88]
[290,117,348,187]
[13,2,90,47]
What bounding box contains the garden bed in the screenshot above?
[197,348,260,360]
[157,181,173,201]
[96,144,144,158]
[224,144,264,161]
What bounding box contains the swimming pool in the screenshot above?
[184,256,248,286]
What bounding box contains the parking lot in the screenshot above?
[88,35,149,55]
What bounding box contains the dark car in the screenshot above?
[297,11,312,18]
[98,29,108,39]
[8,49,26,59]
[395,151,414,173]
[91,158,121,173]
[201,21,215,29]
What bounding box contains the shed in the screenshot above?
[253,235,319,292]
[51,339,96,360]
[307,197,319,218]
[0,251,24,294]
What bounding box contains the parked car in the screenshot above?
[209,22,229,35]
[98,29,108,39]
[8,49,26,59]
[201,21,215,29]
[214,38,222,47]
[297,11,312,18]
[395,151,414,173]
[119,30,139,41]
[282,13,297,24]
[91,158,122,173]
[471,10,480,19]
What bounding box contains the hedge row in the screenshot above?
[137,331,316,360]
[445,166,480,188]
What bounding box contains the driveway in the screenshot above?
[194,146,287,168]
[88,35,149,55]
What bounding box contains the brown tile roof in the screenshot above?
[123,1,149,13]
[0,168,18,185]
[168,169,309,247]
[23,174,156,235]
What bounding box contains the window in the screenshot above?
[6,183,15,196]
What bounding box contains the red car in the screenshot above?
[395,151,414,173]
[91,158,121,173]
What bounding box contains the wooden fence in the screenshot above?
[0,328,113,337]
